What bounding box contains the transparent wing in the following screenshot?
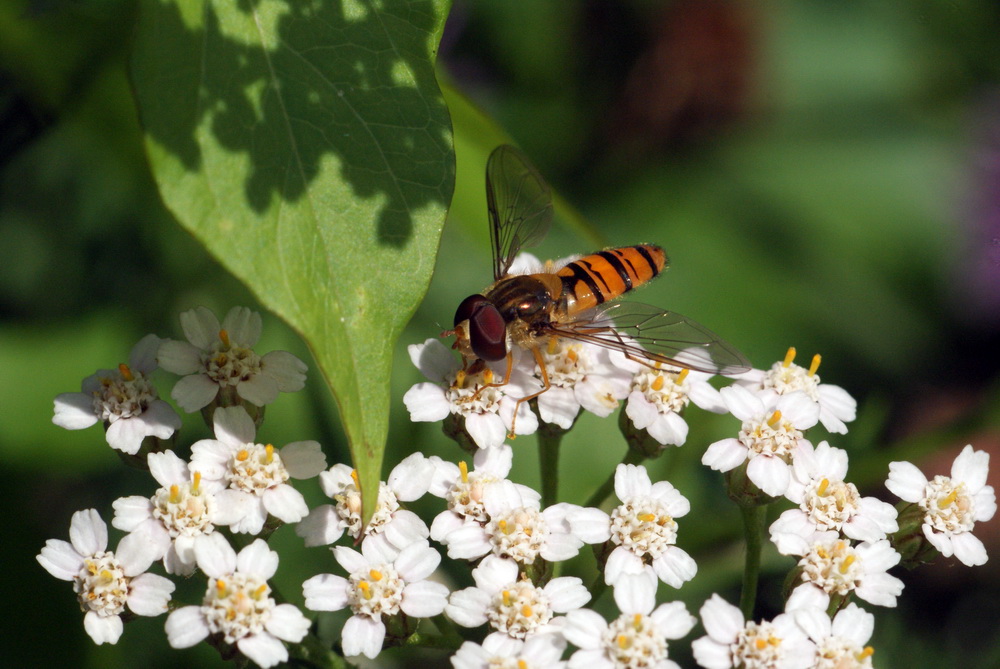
[545,302,751,375]
[486,144,554,280]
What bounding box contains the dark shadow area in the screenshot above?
[133,0,453,247]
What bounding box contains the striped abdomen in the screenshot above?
[556,245,667,313]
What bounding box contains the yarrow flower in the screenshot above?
[165,534,309,668]
[440,479,608,564]
[296,453,432,555]
[37,509,173,645]
[403,338,539,449]
[785,586,877,669]
[691,593,816,669]
[702,386,819,497]
[302,539,449,659]
[736,347,856,434]
[886,444,996,567]
[769,441,898,556]
[792,538,904,608]
[451,634,567,669]
[601,464,698,592]
[112,450,226,575]
[427,444,541,545]
[446,555,591,643]
[53,334,181,454]
[158,306,307,413]
[190,406,327,534]
[563,576,696,669]
[618,356,725,447]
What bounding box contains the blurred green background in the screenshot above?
[4,0,1000,667]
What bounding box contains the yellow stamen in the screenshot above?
[350,469,360,488]
[99,569,114,582]
[254,584,268,599]
[219,329,231,349]
[938,489,959,509]
[567,349,578,363]
[214,352,228,366]
[483,368,494,385]
[782,347,796,367]
[521,605,533,618]
[817,478,830,496]
[769,635,780,646]
[192,471,202,493]
[216,579,227,596]
[459,460,469,483]
[767,410,782,427]
[369,569,383,581]
[638,513,656,522]
[839,555,856,574]
[547,338,559,355]
[517,661,528,669]
[808,354,821,376]
[651,375,665,391]
[617,634,629,649]
[236,449,249,462]
[858,646,874,660]
[755,638,767,650]
[675,369,689,383]
[264,443,274,464]
[169,484,181,504]
[633,613,643,629]
[502,590,511,607]
[455,369,467,389]
[498,519,509,534]
[358,581,372,599]
[117,363,134,381]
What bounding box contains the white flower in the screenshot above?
[691,594,816,669]
[165,534,309,668]
[564,577,696,669]
[886,444,997,566]
[158,306,307,412]
[441,479,608,564]
[296,453,432,556]
[446,555,591,643]
[427,445,541,545]
[618,356,726,447]
[530,337,633,429]
[785,586,876,669]
[769,441,898,555]
[736,347,856,434]
[702,386,819,497]
[190,406,327,534]
[112,450,227,575]
[53,334,181,454]
[37,509,173,645]
[602,464,698,592]
[793,538,904,607]
[403,338,539,449]
[302,539,449,659]
[452,634,567,669]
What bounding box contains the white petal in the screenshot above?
[236,373,279,407]
[647,411,688,446]
[238,633,288,668]
[52,393,98,430]
[260,350,307,391]
[111,496,153,532]
[612,570,657,615]
[650,600,697,639]
[36,540,84,580]
[237,539,279,579]
[265,604,310,642]
[408,338,458,382]
[126,573,175,615]
[615,464,652,501]
[389,452,434,501]
[604,546,646,585]
[212,406,257,446]
[395,541,441,582]
[747,456,790,497]
[567,506,611,544]
[263,484,309,523]
[537,386,581,429]
[279,441,326,479]
[382,509,430,548]
[691,636,732,669]
[544,576,591,612]
[180,306,222,349]
[952,445,989,491]
[831,603,873,646]
[165,606,210,648]
[446,587,491,627]
[70,509,107,556]
[295,505,344,547]
[625,391,658,430]
[403,383,451,422]
[171,373,220,412]
[302,573,350,611]
[720,385,764,421]
[652,547,698,588]
[444,524,492,560]
[699,593,743,642]
[702,438,747,472]
[401,580,450,617]
[472,555,519,591]
[342,614,386,659]
[156,339,203,375]
[105,417,147,455]
[885,460,927,502]
[562,609,608,650]
[147,450,189,487]
[951,531,988,567]
[128,334,163,373]
[540,532,585,562]
[83,611,123,645]
[115,528,160,577]
[194,532,237,577]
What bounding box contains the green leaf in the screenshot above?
[131,0,454,518]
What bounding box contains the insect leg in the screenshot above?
[507,346,551,439]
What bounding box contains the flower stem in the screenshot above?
[738,503,766,620]
[537,426,563,507]
[583,448,647,509]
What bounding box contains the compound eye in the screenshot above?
[468,302,507,361]
[454,294,490,327]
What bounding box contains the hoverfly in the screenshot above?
[446,144,750,431]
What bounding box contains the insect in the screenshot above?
[446,144,750,430]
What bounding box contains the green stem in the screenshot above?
[583,448,647,509]
[537,428,563,507]
[738,503,766,621]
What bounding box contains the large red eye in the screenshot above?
[468,302,507,361]
[454,294,490,327]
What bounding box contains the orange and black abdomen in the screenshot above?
[557,245,667,312]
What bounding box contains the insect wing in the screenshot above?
[547,302,751,375]
[486,145,554,280]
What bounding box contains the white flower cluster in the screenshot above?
[41,305,996,668]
